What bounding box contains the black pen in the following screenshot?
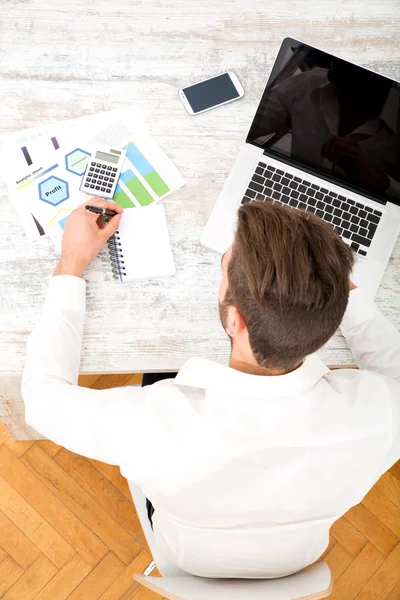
[85,204,118,217]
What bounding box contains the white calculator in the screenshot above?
[80,147,126,199]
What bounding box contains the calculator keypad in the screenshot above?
[83,161,117,195]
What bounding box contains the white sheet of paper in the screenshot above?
[0,107,150,240]
[111,205,176,282]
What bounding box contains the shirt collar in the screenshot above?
[174,354,330,399]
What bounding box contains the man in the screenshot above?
[22,198,400,579]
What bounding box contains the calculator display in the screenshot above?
[95,151,119,164]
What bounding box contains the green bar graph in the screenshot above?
[114,189,135,208]
[144,171,170,197]
[125,177,155,206]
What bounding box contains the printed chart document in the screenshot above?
[0,107,149,239]
[46,137,185,251]
[0,107,185,247]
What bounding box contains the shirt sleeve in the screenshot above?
[340,287,400,383]
[340,288,400,472]
[21,275,146,465]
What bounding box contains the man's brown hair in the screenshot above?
[224,201,355,370]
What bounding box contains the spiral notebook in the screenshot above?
[108,205,175,282]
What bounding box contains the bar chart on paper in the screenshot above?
[113,141,184,209]
[115,169,154,208]
[20,136,60,167]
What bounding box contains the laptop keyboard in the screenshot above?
[242,162,383,257]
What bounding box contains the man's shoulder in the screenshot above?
[325,367,399,411]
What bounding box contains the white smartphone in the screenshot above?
[179,71,244,115]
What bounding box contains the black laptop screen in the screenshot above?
[247,39,400,206]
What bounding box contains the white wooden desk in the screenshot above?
[0,0,399,439]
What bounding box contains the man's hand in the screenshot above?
[54,198,123,278]
[321,136,390,193]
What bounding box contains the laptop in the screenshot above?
[201,38,400,298]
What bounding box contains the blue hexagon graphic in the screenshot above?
[38,176,69,206]
[65,148,91,176]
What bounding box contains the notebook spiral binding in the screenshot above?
[107,231,127,280]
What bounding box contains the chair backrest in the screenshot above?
[134,562,332,600]
[128,481,332,599]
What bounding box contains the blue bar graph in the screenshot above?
[120,169,136,184]
[124,144,153,177]
[123,142,170,197]
[58,216,68,230]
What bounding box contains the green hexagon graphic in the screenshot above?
[65,148,91,176]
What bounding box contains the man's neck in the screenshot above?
[229,357,302,377]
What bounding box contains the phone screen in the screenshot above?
[183,73,240,113]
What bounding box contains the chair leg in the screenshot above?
[143,560,156,576]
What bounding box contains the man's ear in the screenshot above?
[225,306,247,338]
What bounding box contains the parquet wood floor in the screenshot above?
[0,374,399,599]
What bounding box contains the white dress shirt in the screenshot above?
[22,276,400,578]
